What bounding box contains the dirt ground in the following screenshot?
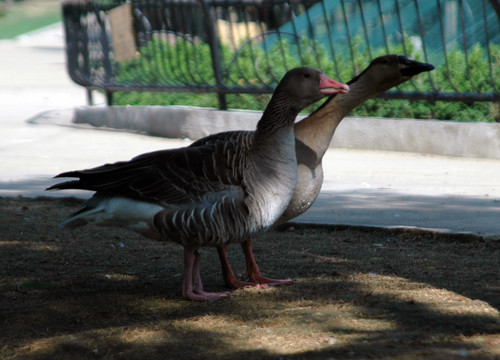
[0,196,499,360]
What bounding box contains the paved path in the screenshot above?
[1,24,500,237]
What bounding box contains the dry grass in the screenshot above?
[0,196,499,359]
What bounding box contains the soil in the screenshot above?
[0,196,499,359]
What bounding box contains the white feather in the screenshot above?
[61,196,163,240]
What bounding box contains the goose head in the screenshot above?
[275,67,349,110]
[348,54,434,92]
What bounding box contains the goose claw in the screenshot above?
[245,274,293,287]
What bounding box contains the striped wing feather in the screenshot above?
[190,130,253,149]
[48,140,248,206]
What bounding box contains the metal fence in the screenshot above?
[62,0,500,109]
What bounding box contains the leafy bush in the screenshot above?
[113,35,499,122]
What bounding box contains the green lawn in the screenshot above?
[0,0,61,39]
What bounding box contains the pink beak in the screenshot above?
[319,74,349,95]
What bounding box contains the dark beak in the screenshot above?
[398,55,435,76]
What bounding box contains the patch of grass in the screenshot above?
[0,0,60,39]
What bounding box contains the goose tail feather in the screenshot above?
[58,202,104,230]
[46,180,84,191]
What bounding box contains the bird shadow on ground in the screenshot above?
[0,197,498,359]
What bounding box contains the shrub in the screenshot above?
[113,36,499,122]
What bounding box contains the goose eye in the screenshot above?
[304,73,311,78]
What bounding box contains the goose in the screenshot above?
[47,67,349,301]
[191,55,435,288]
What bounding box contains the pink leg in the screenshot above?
[217,245,261,289]
[242,239,293,286]
[182,249,232,301]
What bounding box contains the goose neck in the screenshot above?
[255,92,301,138]
[293,78,374,159]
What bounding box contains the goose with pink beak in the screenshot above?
[319,73,350,95]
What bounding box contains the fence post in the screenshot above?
[91,4,112,87]
[199,0,227,110]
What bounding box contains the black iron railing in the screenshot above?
[62,0,499,108]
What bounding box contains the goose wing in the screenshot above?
[190,130,253,149]
[47,140,248,206]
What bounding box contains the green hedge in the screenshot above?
[114,36,499,122]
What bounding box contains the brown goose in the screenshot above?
[192,55,434,288]
[47,67,349,301]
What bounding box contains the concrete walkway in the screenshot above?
[1,24,500,238]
